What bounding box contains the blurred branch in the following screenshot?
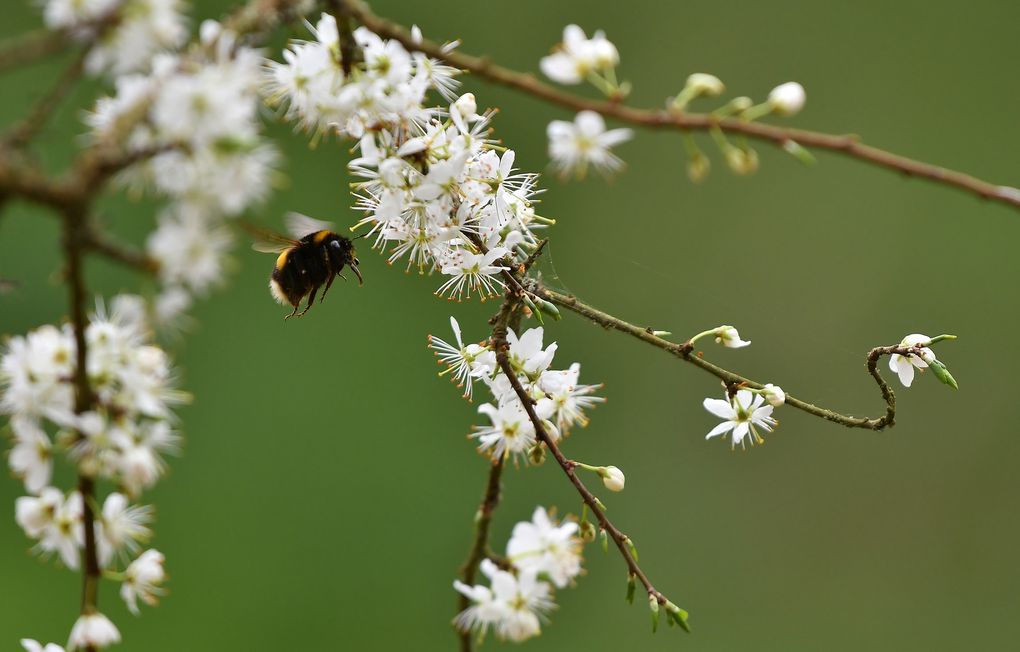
[533,284,925,430]
[342,0,1020,213]
[85,230,158,274]
[455,457,504,652]
[0,28,68,73]
[61,204,102,641]
[4,49,88,149]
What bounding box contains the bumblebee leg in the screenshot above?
[299,286,319,316]
[284,302,300,320]
[320,273,336,303]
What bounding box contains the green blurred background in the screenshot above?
[2,1,1019,649]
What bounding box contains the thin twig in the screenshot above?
[535,284,912,430]
[84,230,158,274]
[0,28,68,73]
[342,0,1020,212]
[4,48,88,149]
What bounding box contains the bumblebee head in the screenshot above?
[328,237,363,286]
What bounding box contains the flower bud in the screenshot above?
[723,146,758,175]
[579,519,597,542]
[452,93,478,122]
[762,383,786,406]
[600,465,625,492]
[730,96,754,112]
[768,82,806,116]
[901,333,933,347]
[68,612,121,649]
[528,443,547,465]
[687,151,710,184]
[713,325,751,348]
[927,358,959,389]
[685,73,725,97]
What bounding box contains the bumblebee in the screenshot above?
[249,212,363,319]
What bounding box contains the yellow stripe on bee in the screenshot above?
[275,250,290,269]
[313,231,332,245]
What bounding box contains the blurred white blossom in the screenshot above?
[548,111,632,179]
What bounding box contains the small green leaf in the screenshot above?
[626,574,636,604]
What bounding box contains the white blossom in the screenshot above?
[15,487,65,539]
[507,507,583,588]
[703,389,777,448]
[454,559,554,642]
[20,640,65,652]
[889,333,935,388]
[98,493,153,567]
[714,325,751,348]
[537,363,604,434]
[540,25,619,85]
[548,111,632,179]
[121,549,167,614]
[472,401,536,461]
[37,491,84,570]
[68,612,120,650]
[427,317,492,400]
[9,417,53,493]
[147,206,233,294]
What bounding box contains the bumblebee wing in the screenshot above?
[285,211,336,239]
[238,221,298,253]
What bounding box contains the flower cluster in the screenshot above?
[454,506,584,642]
[42,0,188,77]
[268,15,548,300]
[4,297,177,647]
[85,19,275,327]
[265,14,460,138]
[429,318,603,459]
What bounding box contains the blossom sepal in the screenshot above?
[926,358,958,389]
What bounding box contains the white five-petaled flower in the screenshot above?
[453,559,554,642]
[121,549,167,615]
[472,401,537,461]
[768,82,806,116]
[67,612,120,649]
[98,493,153,567]
[507,507,583,588]
[889,333,935,388]
[548,111,632,179]
[9,417,53,493]
[427,316,493,400]
[436,248,509,301]
[540,25,618,84]
[506,327,558,378]
[714,325,751,348]
[703,389,777,448]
